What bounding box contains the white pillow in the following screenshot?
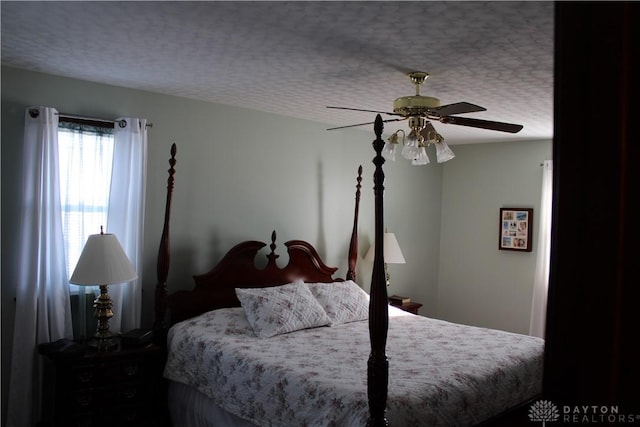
[235,280,331,338]
[307,280,369,325]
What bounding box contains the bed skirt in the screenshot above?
[168,381,258,427]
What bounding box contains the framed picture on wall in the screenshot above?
[499,207,533,252]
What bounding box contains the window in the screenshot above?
[57,119,114,289]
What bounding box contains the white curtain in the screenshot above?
[529,159,553,338]
[106,117,148,334]
[7,107,74,427]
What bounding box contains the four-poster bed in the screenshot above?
[153,117,544,426]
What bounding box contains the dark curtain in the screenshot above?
[544,1,640,410]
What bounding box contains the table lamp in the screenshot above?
[365,231,406,287]
[70,227,137,351]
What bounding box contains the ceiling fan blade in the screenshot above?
[439,116,523,133]
[326,106,402,116]
[327,117,406,131]
[431,102,487,116]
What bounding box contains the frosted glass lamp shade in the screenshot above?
[401,132,421,160]
[435,140,456,163]
[411,146,430,166]
[70,233,137,285]
[382,141,397,161]
[365,232,406,264]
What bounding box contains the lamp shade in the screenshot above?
[435,140,456,163]
[69,233,137,285]
[365,232,406,264]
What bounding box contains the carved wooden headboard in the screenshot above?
[168,231,339,324]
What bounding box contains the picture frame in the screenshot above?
[499,207,533,252]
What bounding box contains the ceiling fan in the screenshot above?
[327,71,523,134]
[326,71,523,164]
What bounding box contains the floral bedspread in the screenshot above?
[164,307,544,427]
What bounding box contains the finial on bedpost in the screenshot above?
[374,114,384,140]
[267,230,280,264]
[270,230,277,252]
[168,143,177,188]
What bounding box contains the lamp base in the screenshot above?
[385,263,391,287]
[91,284,117,352]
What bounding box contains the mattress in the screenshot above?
[164,306,544,426]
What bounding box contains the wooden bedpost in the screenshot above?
[367,115,389,426]
[153,143,177,345]
[346,165,362,281]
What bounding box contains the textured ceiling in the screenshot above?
[1,1,554,144]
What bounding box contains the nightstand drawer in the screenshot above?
[69,357,145,386]
[103,381,148,405]
[69,365,96,387]
[67,382,147,411]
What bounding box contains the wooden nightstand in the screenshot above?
[391,301,423,315]
[39,339,167,427]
